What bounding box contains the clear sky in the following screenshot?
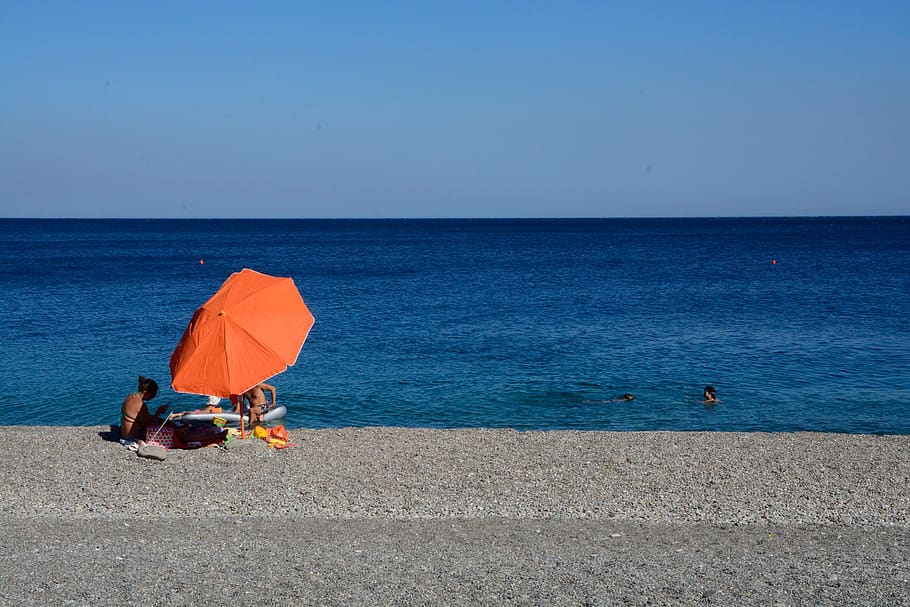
[1,1,908,218]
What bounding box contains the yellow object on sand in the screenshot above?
[253,426,269,439]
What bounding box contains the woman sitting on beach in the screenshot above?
[120,376,169,440]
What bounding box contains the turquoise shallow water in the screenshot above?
[1,217,908,433]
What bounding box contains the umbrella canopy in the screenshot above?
[170,268,315,398]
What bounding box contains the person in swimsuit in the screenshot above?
[120,376,168,440]
[238,382,277,425]
[201,395,222,413]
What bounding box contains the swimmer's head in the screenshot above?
[703,385,716,401]
[621,393,634,401]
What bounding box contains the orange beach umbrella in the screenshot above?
[169,268,315,398]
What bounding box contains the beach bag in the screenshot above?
[137,444,168,460]
[270,425,289,442]
[145,425,176,449]
[267,425,294,449]
[268,425,289,442]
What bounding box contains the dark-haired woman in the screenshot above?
[703,385,717,404]
[120,375,168,440]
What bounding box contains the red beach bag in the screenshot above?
[145,426,176,449]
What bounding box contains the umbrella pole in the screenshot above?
[240,415,245,439]
[149,412,175,442]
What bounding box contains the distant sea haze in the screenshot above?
[1,217,908,434]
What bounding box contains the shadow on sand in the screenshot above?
[98,425,122,443]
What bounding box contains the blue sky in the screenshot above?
[1,1,908,218]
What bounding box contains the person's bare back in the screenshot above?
[241,382,276,424]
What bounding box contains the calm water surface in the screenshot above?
[0,217,907,434]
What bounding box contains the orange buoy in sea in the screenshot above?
[199,258,205,265]
[771,259,777,265]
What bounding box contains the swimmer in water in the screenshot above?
[582,393,634,404]
[703,385,717,404]
[606,393,635,403]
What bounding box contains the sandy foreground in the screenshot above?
[0,426,907,606]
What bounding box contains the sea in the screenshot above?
[1,217,908,434]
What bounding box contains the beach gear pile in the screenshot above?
[250,424,295,449]
[122,422,294,460]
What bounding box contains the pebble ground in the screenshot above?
[0,426,907,606]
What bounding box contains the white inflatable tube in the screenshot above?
[179,405,287,424]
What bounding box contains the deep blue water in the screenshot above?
[0,217,908,434]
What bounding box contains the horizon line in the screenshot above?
[1,214,908,221]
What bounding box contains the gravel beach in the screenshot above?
[0,426,907,606]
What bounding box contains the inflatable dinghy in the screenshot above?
[179,405,287,424]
